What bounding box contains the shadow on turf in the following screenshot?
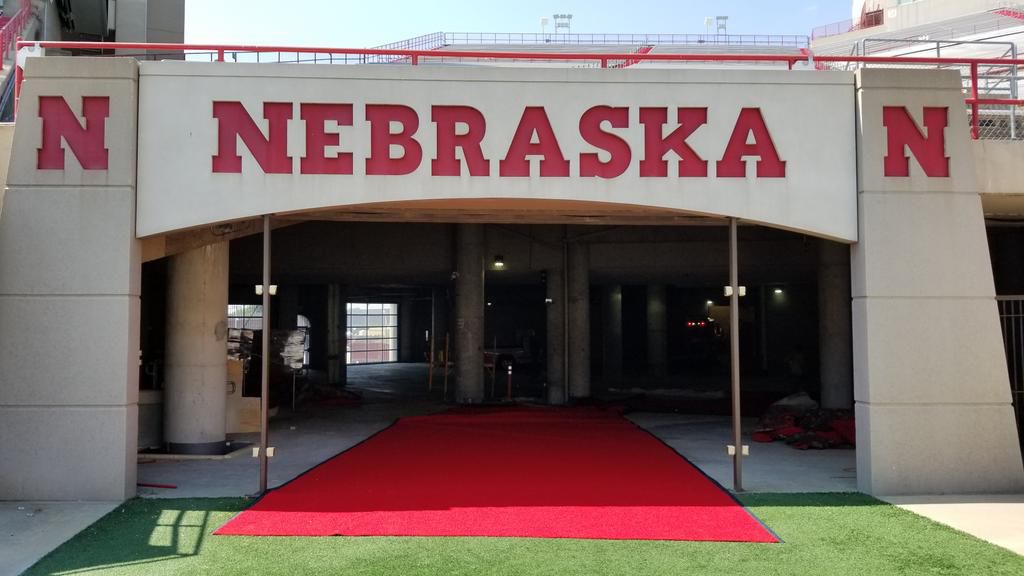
[24,499,242,576]
[738,492,882,507]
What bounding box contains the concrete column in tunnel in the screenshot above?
[277,286,299,329]
[455,224,485,402]
[602,284,623,387]
[546,267,566,404]
[327,284,347,386]
[818,240,854,410]
[647,284,668,380]
[163,242,229,454]
[568,242,591,399]
[399,296,415,362]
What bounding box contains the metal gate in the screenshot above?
[997,296,1024,457]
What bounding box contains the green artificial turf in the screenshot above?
[23,493,1024,576]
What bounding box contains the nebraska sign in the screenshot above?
[131,63,859,240]
[210,102,786,178]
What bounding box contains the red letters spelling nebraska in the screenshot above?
[209,103,787,178]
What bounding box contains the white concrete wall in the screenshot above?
[882,0,1011,29]
[816,0,1013,50]
[975,139,1024,216]
[0,124,13,215]
[114,0,184,43]
[974,139,1024,195]
[0,57,140,500]
[852,68,1024,495]
[135,63,858,242]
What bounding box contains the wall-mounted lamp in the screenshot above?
[773,288,784,295]
[487,301,493,307]
[493,255,505,269]
[255,284,278,296]
[545,297,554,305]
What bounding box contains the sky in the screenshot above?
[185,1,853,48]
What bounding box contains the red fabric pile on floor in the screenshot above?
[752,393,855,449]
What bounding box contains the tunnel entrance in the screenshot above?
[137,217,855,492]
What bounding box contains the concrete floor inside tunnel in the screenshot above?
[137,363,856,498]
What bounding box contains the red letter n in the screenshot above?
[882,106,949,177]
[37,96,109,170]
[212,101,293,174]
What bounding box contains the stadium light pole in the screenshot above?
[259,214,272,494]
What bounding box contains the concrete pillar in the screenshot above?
[399,296,415,362]
[0,57,140,500]
[277,285,299,329]
[568,242,591,399]
[647,284,668,380]
[852,68,1023,494]
[818,241,854,409]
[455,224,485,402]
[602,284,623,386]
[327,284,347,386]
[546,268,566,404]
[163,242,229,454]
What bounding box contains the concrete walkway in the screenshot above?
[0,501,119,576]
[884,494,1024,556]
[138,400,444,498]
[628,412,858,492]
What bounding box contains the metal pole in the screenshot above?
[14,36,22,119]
[729,217,743,492]
[971,63,980,140]
[443,333,450,398]
[259,215,271,494]
[428,288,435,391]
[1011,45,1018,140]
[563,232,570,403]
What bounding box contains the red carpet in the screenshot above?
[215,407,777,542]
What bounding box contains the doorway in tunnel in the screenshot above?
[582,225,837,419]
[590,281,821,415]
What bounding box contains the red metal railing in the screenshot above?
[439,32,809,48]
[0,0,31,70]
[610,45,653,69]
[13,40,1024,139]
[812,10,885,40]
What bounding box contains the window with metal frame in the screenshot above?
[347,302,399,364]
